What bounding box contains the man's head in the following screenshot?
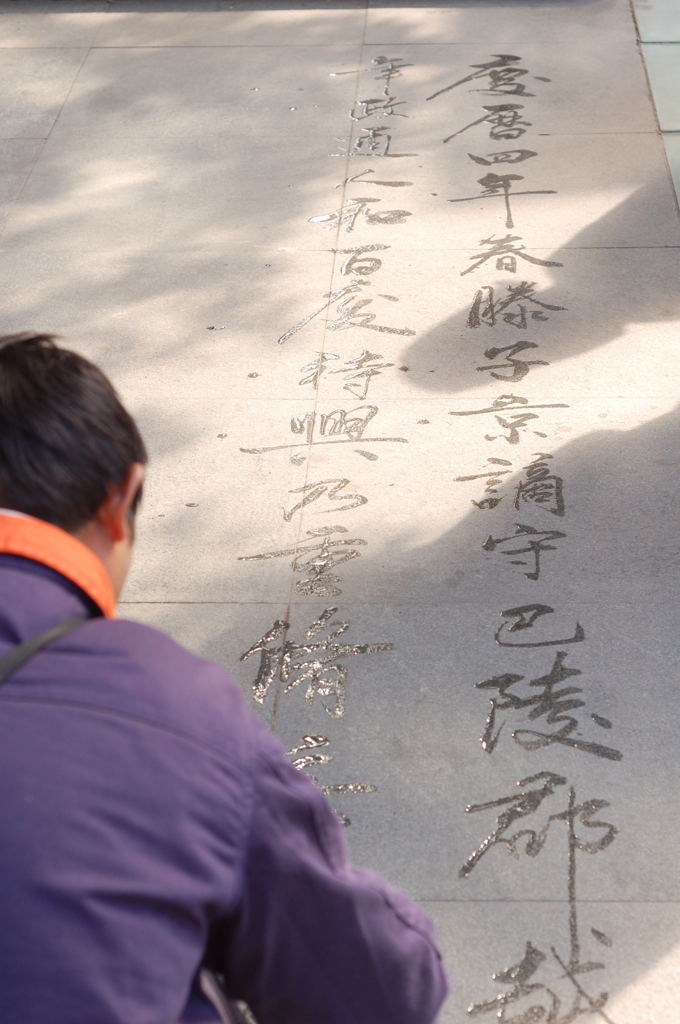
[0,333,147,595]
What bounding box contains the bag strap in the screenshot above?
[200,971,256,1024]
[0,616,87,687]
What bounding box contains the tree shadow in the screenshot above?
[399,185,680,398]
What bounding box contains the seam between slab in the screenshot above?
[416,898,680,904]
[4,245,679,255]
[85,43,370,50]
[0,45,92,239]
[269,9,368,735]
[634,14,680,217]
[119,601,317,606]
[0,40,646,50]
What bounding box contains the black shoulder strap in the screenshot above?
[0,616,87,687]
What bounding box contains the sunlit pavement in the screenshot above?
[1,1,679,1020]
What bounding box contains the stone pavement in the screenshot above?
[1,1,679,1021]
[637,0,680,204]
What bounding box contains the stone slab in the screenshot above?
[275,395,679,604]
[114,394,320,604]
[267,596,679,902]
[0,133,360,252]
[0,249,336,395]
[107,0,364,9]
[426,900,680,1024]
[296,129,679,252]
[309,248,680,405]
[96,8,366,47]
[355,41,657,137]
[0,48,87,139]
[641,42,680,129]
[105,1,244,9]
[663,130,680,206]
[0,11,106,47]
[0,2,108,11]
[635,0,680,41]
[47,44,363,140]
[366,0,635,45]
[6,132,677,254]
[0,139,43,208]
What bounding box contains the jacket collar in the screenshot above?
[0,511,116,618]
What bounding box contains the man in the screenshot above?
[0,334,448,1024]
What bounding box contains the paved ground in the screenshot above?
[1,1,679,1021]
[638,0,680,203]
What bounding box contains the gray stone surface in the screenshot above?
[312,247,680,401]
[641,42,680,129]
[119,393,322,602]
[0,139,44,223]
[97,8,366,46]
[664,130,680,204]
[0,248,336,395]
[0,134,360,252]
[2,2,680,1021]
[635,0,680,41]
[0,10,106,46]
[46,44,363,139]
[267,594,680,901]
[0,48,87,138]
[426,900,680,1023]
[366,0,636,45]
[360,39,656,135]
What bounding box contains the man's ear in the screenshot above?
[96,463,146,543]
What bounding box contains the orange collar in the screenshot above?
[0,513,116,618]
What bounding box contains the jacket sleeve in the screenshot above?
[214,729,449,1024]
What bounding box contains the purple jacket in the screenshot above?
[0,543,448,1023]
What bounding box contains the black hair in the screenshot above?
[0,333,147,532]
